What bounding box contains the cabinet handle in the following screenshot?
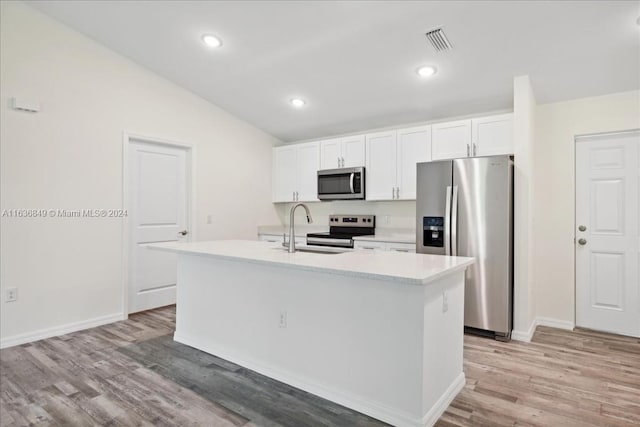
[296,191,299,201]
[473,143,477,156]
[361,246,376,250]
[396,187,400,199]
[293,191,296,201]
[392,188,395,199]
[341,157,345,168]
[466,144,470,157]
[338,157,341,168]
[393,249,409,252]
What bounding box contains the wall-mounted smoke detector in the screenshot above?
[425,27,452,52]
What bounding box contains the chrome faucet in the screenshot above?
[287,203,313,253]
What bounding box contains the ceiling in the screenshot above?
[27,1,640,142]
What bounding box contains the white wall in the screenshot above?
[533,90,640,324]
[276,200,416,231]
[512,76,537,336]
[0,2,280,346]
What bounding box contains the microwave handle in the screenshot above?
[349,172,355,193]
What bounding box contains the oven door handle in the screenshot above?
[306,237,353,247]
[349,172,355,194]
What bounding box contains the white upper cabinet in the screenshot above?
[319,138,341,169]
[396,125,432,200]
[273,113,512,204]
[296,142,321,201]
[341,135,366,167]
[431,119,472,160]
[272,142,320,203]
[320,135,365,169]
[432,114,514,160]
[366,126,432,201]
[472,113,513,156]
[366,131,397,201]
[272,145,297,202]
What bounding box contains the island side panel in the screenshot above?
[420,272,466,426]
[174,253,427,425]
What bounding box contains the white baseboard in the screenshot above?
[0,312,126,349]
[175,332,459,427]
[421,372,466,427]
[511,317,575,343]
[511,319,538,342]
[536,317,575,331]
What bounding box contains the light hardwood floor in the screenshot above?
[1,306,638,426]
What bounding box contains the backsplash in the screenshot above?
[275,200,416,230]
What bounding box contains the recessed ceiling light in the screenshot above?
[416,66,437,78]
[290,98,306,108]
[202,34,222,48]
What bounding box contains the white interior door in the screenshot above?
[575,131,639,337]
[129,140,189,314]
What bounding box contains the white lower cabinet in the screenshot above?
[258,234,305,246]
[353,241,387,251]
[354,240,416,253]
[387,242,416,253]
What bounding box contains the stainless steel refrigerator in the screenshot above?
[416,156,513,340]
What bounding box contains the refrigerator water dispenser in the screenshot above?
[423,217,444,247]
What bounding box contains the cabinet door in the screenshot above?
[320,138,341,170]
[472,113,513,156]
[366,131,397,201]
[272,146,297,202]
[431,120,472,160]
[259,234,284,245]
[387,242,416,253]
[397,125,431,200]
[354,241,387,251]
[296,142,320,202]
[341,134,366,167]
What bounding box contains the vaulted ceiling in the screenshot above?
[28,1,640,141]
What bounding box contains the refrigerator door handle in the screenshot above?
[451,185,459,256]
[444,186,452,255]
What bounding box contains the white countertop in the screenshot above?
[149,240,473,286]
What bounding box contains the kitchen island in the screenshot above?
[149,240,473,427]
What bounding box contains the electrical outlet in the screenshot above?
[5,287,17,303]
[279,311,287,328]
[385,215,390,224]
[206,214,213,224]
[442,292,448,313]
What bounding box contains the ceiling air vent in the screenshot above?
[425,27,452,52]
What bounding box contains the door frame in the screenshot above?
[573,128,639,329]
[121,132,196,316]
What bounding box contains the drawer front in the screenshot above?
[387,243,416,253]
[354,241,387,251]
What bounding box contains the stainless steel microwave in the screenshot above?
[317,167,365,200]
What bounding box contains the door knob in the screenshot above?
[179,230,188,236]
[578,225,587,232]
[578,238,587,245]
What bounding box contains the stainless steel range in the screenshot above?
[307,214,375,249]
